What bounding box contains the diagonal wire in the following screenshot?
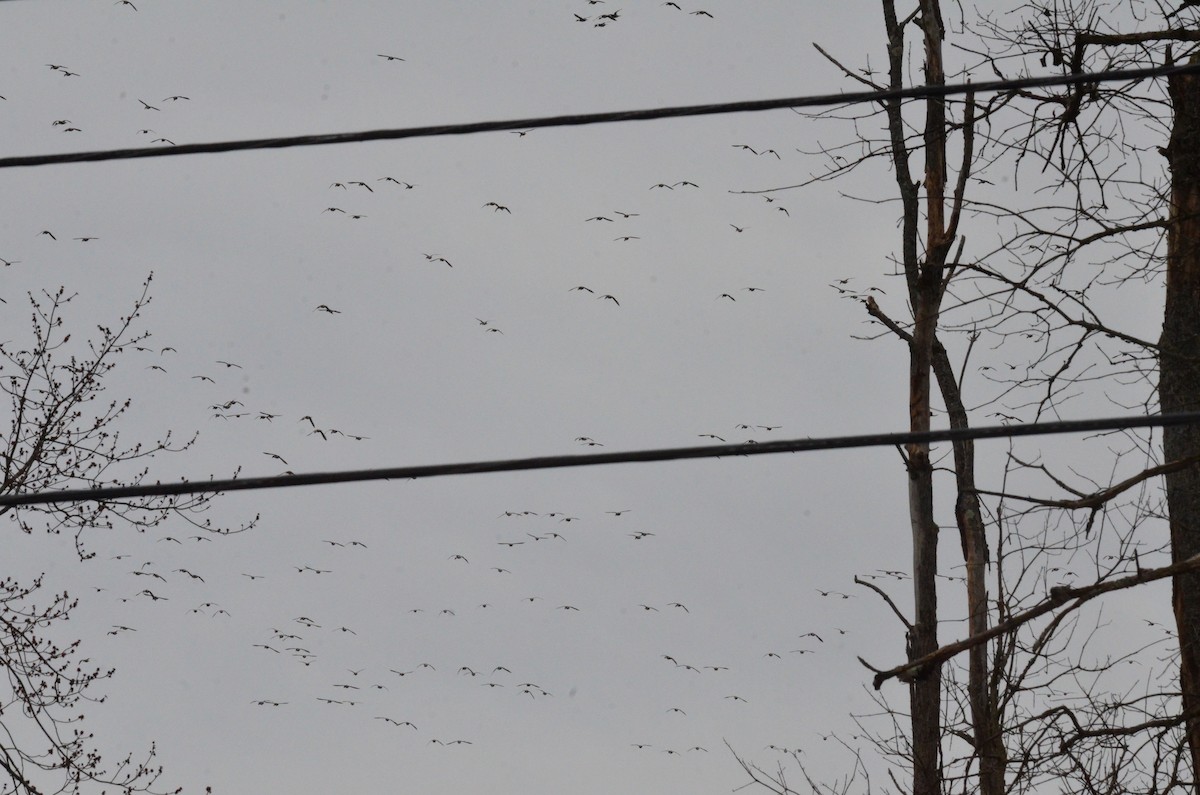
[0,62,1197,169]
[2,413,1198,508]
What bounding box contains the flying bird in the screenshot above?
[378,54,406,61]
[483,202,512,213]
[138,99,160,111]
[315,304,341,314]
[599,294,620,305]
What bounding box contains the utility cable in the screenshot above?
[0,62,1197,169]
[2,412,1198,508]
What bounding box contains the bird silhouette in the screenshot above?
[483,202,511,213]
[378,54,405,61]
[138,99,160,111]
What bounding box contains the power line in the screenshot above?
[1,61,1197,170]
[3,412,1197,508]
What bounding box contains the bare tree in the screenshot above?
[732,1,1200,793]
[0,274,250,794]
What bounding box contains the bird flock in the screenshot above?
[0,4,911,790]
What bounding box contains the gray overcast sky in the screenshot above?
[0,2,1177,794]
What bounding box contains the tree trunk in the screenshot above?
[889,2,951,792]
[1161,56,1200,788]
[932,338,1006,795]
